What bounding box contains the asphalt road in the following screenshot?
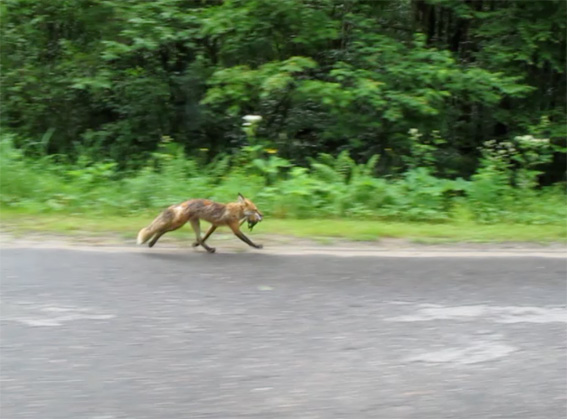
[1,247,566,418]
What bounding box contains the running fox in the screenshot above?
[136,193,263,253]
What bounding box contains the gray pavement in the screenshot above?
[1,247,566,418]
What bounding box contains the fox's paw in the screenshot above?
[206,247,216,254]
[255,244,263,249]
[191,241,200,248]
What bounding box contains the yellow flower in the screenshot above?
[265,148,278,154]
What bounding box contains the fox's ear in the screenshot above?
[237,193,245,203]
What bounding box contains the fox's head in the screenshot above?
[238,193,263,228]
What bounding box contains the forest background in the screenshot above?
[1,0,565,241]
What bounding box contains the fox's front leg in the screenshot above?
[193,220,244,248]
[190,219,216,253]
[192,225,217,248]
[228,220,263,249]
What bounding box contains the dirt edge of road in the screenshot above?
[1,232,565,258]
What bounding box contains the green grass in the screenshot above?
[264,219,566,242]
[2,137,566,235]
[1,208,565,243]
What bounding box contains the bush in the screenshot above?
[1,134,565,225]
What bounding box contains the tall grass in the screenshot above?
[1,135,565,225]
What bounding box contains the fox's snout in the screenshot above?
[244,208,262,222]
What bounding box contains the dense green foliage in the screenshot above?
[1,134,564,225]
[1,0,565,228]
[2,0,565,178]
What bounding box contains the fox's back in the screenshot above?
[188,199,227,221]
[169,199,231,225]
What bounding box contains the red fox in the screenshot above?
[136,193,263,253]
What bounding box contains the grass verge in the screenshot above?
[1,209,565,243]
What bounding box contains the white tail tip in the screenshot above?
[136,228,146,245]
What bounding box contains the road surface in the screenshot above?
[1,246,566,418]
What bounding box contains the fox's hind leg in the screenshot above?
[148,230,166,248]
[148,225,181,248]
[147,209,187,248]
[190,219,216,253]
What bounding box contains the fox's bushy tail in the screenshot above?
[136,209,172,245]
[136,226,154,245]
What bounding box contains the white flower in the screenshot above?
[408,128,421,136]
[243,115,263,123]
[515,135,549,144]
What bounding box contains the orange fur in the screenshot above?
[136,194,263,252]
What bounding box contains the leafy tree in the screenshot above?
[1,0,565,181]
